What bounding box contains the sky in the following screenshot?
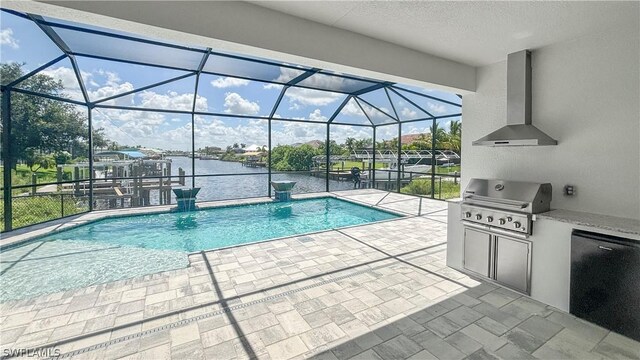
[0,11,462,152]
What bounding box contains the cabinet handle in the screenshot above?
[598,245,613,251]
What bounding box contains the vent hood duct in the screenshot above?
[473,50,557,146]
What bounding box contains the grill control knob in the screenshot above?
[507,216,513,222]
[475,214,482,220]
[465,212,472,218]
[487,216,494,223]
[499,218,506,225]
[513,221,522,229]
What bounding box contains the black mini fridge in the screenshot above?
[570,229,640,341]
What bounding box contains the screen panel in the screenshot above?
[0,11,64,83]
[275,87,347,122]
[197,74,282,117]
[270,120,327,194]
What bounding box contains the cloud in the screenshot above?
[267,68,345,108]
[77,66,208,111]
[138,90,203,111]
[288,102,301,111]
[85,66,207,150]
[89,82,135,105]
[0,28,19,49]
[31,64,375,151]
[308,109,327,122]
[341,99,394,124]
[92,108,173,148]
[284,87,342,106]
[38,66,142,106]
[401,107,417,118]
[210,77,250,88]
[223,92,260,115]
[96,69,122,87]
[272,121,325,145]
[248,119,268,126]
[192,115,269,150]
[39,67,73,87]
[301,72,365,93]
[266,67,305,87]
[428,102,446,114]
[40,66,86,101]
[404,123,430,135]
[272,121,372,145]
[341,99,364,117]
[375,124,398,139]
[96,106,370,151]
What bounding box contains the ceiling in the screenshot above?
[251,1,638,67]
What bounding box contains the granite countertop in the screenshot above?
[538,209,640,238]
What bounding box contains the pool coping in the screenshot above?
[0,190,408,251]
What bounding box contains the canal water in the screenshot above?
[168,156,354,202]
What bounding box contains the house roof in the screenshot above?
[96,150,147,159]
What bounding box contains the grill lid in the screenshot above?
[463,178,552,214]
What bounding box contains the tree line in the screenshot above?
[1,63,107,172]
[269,121,461,172]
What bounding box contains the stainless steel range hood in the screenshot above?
[473,50,557,147]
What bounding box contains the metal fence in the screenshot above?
[0,167,461,232]
[367,168,460,198]
[2,191,89,232]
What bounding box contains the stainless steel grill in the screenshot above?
[461,178,552,238]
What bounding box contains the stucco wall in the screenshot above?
[461,20,640,219]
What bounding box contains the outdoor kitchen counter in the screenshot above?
[448,201,640,312]
[538,209,640,239]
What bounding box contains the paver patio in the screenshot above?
[1,190,638,359]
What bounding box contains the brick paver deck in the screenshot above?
[1,190,638,359]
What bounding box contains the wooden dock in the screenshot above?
[309,169,415,191]
[310,170,355,181]
[49,159,189,209]
[242,160,266,168]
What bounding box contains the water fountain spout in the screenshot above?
[270,181,296,201]
[172,188,200,211]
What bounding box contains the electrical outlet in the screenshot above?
[564,185,576,196]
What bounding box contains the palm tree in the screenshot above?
[344,137,356,154]
[108,140,120,150]
[449,120,461,138]
[354,138,371,150]
[430,123,448,149]
[412,134,431,150]
[444,120,462,153]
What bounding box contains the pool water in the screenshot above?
[0,198,398,301]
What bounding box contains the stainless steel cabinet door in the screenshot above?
[495,236,531,294]
[463,228,492,277]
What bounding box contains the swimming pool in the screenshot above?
[0,197,398,301]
